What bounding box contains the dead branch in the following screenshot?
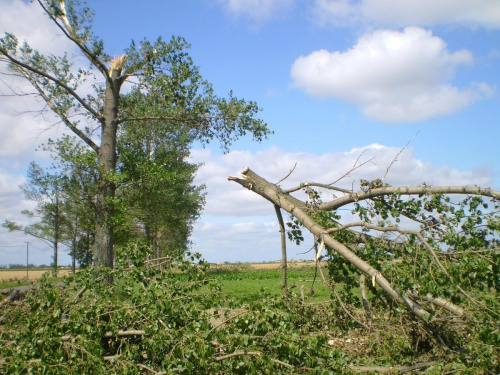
[104,330,145,338]
[382,130,419,182]
[348,360,439,373]
[0,290,19,307]
[276,162,297,185]
[360,274,372,325]
[283,153,375,194]
[213,351,294,370]
[407,293,464,317]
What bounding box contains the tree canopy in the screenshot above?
[0,0,271,269]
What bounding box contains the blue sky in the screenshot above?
[1,0,499,266]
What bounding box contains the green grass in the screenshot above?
[208,265,332,304]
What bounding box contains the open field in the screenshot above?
[0,269,74,282]
[208,263,332,303]
[210,261,323,270]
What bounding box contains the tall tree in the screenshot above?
[118,119,205,260]
[0,0,270,269]
[2,162,69,271]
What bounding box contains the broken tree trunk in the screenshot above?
[228,167,431,321]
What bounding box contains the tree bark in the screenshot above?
[93,66,122,269]
[274,205,287,289]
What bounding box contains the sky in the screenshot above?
[0,0,499,266]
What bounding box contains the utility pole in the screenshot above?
[25,241,30,279]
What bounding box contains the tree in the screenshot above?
[0,0,270,270]
[117,119,205,261]
[2,162,69,272]
[229,167,499,350]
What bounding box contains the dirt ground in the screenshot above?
[0,269,74,282]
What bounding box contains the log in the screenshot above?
[0,289,19,307]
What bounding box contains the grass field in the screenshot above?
[208,262,332,304]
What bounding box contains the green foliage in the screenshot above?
[1,0,271,270]
[0,246,348,374]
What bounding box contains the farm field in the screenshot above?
[0,269,74,288]
[208,262,332,303]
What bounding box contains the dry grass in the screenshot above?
[0,269,73,282]
[249,262,322,270]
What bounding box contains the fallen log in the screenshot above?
[0,289,19,307]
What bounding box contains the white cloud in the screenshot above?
[0,0,75,55]
[191,144,493,217]
[189,144,494,262]
[291,27,494,122]
[312,0,500,29]
[0,0,81,158]
[217,0,295,23]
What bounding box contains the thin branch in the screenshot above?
[326,221,451,278]
[35,0,110,79]
[283,155,375,194]
[348,361,439,373]
[208,309,248,334]
[456,285,500,318]
[213,351,294,370]
[319,186,500,211]
[17,68,99,152]
[275,162,297,185]
[329,152,375,186]
[104,330,145,338]
[333,289,370,329]
[382,130,419,182]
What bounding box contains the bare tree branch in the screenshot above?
[319,186,500,212]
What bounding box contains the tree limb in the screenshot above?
[17,67,99,152]
[319,186,499,211]
[229,167,432,321]
[0,47,102,121]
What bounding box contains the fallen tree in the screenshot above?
[229,166,499,354]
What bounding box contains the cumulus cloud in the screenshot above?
[188,144,494,262]
[191,144,493,217]
[217,0,295,23]
[312,0,500,29]
[0,0,80,158]
[291,27,494,122]
[1,0,75,55]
